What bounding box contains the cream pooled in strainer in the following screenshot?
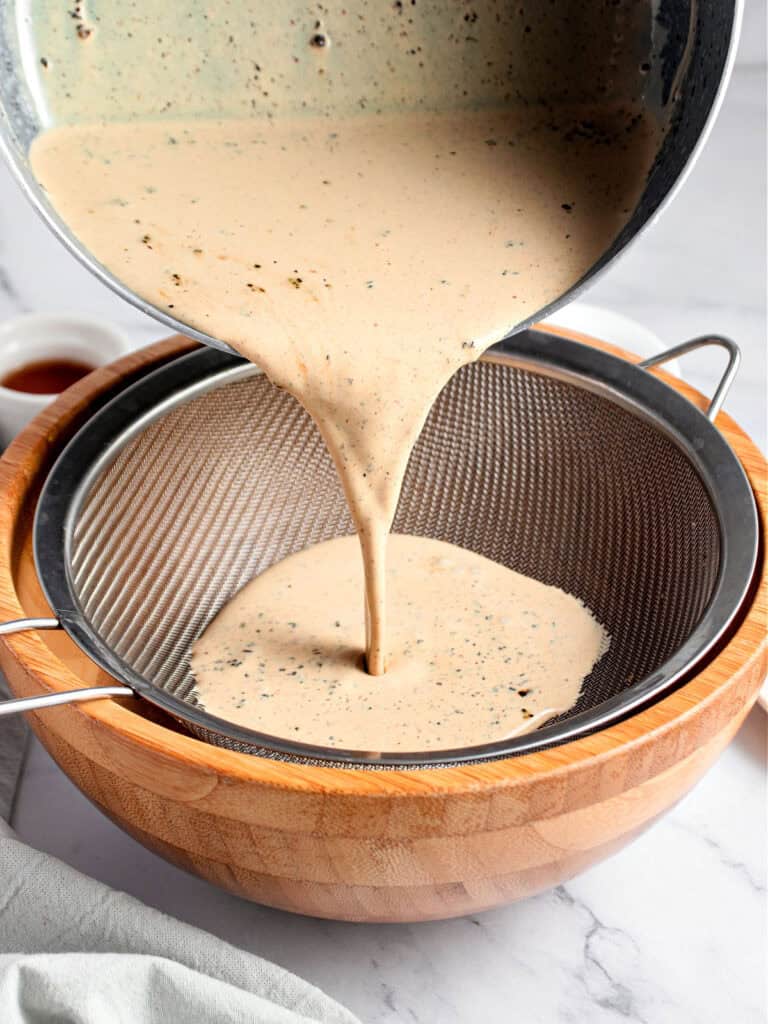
[191,535,608,752]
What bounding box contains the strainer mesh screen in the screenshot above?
[71,360,721,754]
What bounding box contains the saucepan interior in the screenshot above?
[0,1,740,352]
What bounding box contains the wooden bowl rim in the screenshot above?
[0,328,765,796]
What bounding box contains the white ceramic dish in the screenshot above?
[0,313,131,447]
[542,303,681,374]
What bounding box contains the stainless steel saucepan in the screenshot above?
[0,0,742,354]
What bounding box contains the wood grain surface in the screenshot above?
[0,329,764,922]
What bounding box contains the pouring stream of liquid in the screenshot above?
[32,108,655,682]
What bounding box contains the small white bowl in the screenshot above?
[0,314,132,448]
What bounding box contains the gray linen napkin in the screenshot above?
[0,680,359,1024]
[0,674,27,822]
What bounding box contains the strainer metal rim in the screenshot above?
[32,330,759,766]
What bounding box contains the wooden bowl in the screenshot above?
[0,331,765,923]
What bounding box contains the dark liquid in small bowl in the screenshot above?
[0,358,94,394]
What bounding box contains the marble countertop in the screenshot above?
[1,26,766,1024]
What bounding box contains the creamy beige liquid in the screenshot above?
[191,534,607,752]
[32,108,650,692]
[32,104,648,747]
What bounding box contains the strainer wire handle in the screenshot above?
[638,335,740,422]
[0,617,133,716]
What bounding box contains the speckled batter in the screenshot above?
[191,534,608,752]
[27,2,649,745]
[31,107,648,676]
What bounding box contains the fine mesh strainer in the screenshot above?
[0,330,758,767]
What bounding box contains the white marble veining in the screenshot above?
[1,24,766,1024]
